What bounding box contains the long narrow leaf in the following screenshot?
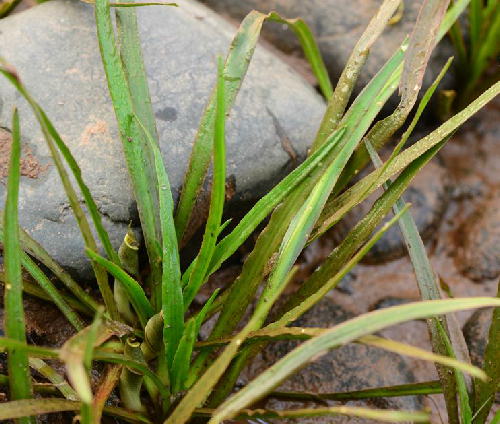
[86,249,154,327]
[0,216,101,314]
[3,107,35,424]
[133,113,183,367]
[183,57,226,310]
[210,298,500,423]
[94,0,163,311]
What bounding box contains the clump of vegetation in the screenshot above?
[448,0,500,109]
[1,0,500,423]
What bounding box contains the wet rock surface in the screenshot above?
[245,298,423,424]
[456,191,500,281]
[199,0,455,96]
[0,0,324,280]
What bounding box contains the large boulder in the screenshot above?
[0,0,325,279]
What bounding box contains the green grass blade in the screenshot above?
[0,228,85,330]
[366,138,462,423]
[312,0,401,151]
[209,298,500,423]
[0,337,60,358]
[171,318,196,393]
[132,113,183,368]
[28,358,77,401]
[468,6,500,93]
[0,271,94,317]
[174,10,331,243]
[268,380,443,401]
[198,406,429,422]
[86,249,154,327]
[279,138,447,321]
[20,251,85,331]
[469,0,483,59]
[0,218,102,314]
[94,0,163,311]
[116,1,160,148]
[0,398,153,423]
[3,107,35,424]
[183,57,226,310]
[0,399,80,421]
[266,13,332,100]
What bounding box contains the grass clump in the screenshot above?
[0,0,500,423]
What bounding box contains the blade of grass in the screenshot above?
[94,0,163,311]
[86,249,154,328]
[132,111,184,369]
[311,0,401,151]
[194,326,484,380]
[365,138,462,423]
[0,271,94,317]
[3,107,35,424]
[174,10,331,243]
[183,57,226,311]
[116,0,160,148]
[469,0,483,59]
[0,398,154,423]
[0,229,85,330]
[209,298,500,423]
[28,358,77,401]
[0,217,103,314]
[198,406,429,422]
[269,380,443,402]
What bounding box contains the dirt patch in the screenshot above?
[0,127,50,183]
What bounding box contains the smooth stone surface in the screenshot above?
[246,298,423,424]
[199,0,455,95]
[0,0,325,279]
[338,160,450,264]
[456,190,500,282]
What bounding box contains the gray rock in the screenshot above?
[463,307,492,368]
[199,0,455,96]
[247,298,424,424]
[456,190,500,282]
[0,0,325,279]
